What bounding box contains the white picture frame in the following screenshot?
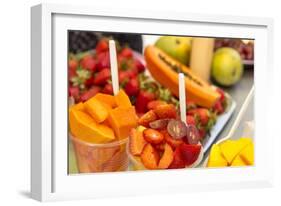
[31,3,274,202]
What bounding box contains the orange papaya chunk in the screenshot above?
[84,97,109,123]
[107,106,138,139]
[94,93,116,108]
[115,89,132,108]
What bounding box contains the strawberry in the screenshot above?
[69,86,80,101]
[138,110,157,127]
[96,39,109,54]
[179,143,201,166]
[68,59,78,71]
[125,78,139,96]
[147,100,167,110]
[80,55,97,71]
[143,129,164,145]
[186,100,197,110]
[134,59,145,73]
[186,115,196,126]
[119,47,133,58]
[96,51,110,70]
[135,90,156,113]
[126,68,138,78]
[216,88,225,102]
[94,68,111,85]
[154,104,177,119]
[168,147,186,169]
[162,130,184,149]
[118,71,130,85]
[198,128,207,139]
[84,76,95,87]
[188,108,210,126]
[79,86,101,102]
[102,83,113,95]
[213,100,224,114]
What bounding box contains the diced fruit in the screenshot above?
[138,110,157,127]
[119,47,133,58]
[94,68,111,85]
[143,129,164,145]
[219,138,252,164]
[186,115,196,126]
[207,144,228,167]
[107,106,138,139]
[80,55,97,71]
[239,141,254,165]
[129,128,147,156]
[167,119,187,139]
[115,89,132,108]
[162,130,184,149]
[168,147,186,169]
[154,104,177,119]
[147,100,167,110]
[149,119,170,130]
[231,155,247,167]
[186,125,200,145]
[135,90,156,113]
[96,39,109,53]
[158,143,174,169]
[70,102,85,111]
[124,78,139,96]
[96,51,110,70]
[188,108,210,126]
[69,108,115,143]
[140,144,160,169]
[80,86,101,102]
[84,97,109,123]
[179,143,201,166]
[93,93,116,108]
[102,84,113,95]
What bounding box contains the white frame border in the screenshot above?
[31,3,274,201]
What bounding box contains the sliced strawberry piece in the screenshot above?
[96,39,109,54]
[147,100,167,111]
[80,55,97,71]
[125,78,139,96]
[179,143,201,166]
[94,68,111,85]
[162,130,184,149]
[143,129,164,145]
[140,144,160,169]
[79,86,101,102]
[138,110,157,127]
[186,115,196,126]
[154,104,177,119]
[129,128,147,156]
[168,147,186,169]
[135,90,156,113]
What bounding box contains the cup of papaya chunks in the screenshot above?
[69,90,138,173]
[127,102,204,170]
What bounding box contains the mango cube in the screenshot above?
[207,144,228,167]
[239,141,254,165]
[115,89,132,108]
[84,97,109,123]
[231,155,247,167]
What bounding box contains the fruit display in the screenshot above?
[207,137,254,167]
[129,103,203,170]
[211,47,244,86]
[214,38,254,61]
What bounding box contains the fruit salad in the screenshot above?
[128,103,203,170]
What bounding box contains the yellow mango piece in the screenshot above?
[207,144,228,167]
[70,102,85,111]
[107,106,138,139]
[69,109,115,144]
[239,142,254,165]
[94,93,116,108]
[231,155,247,167]
[219,137,252,164]
[115,89,132,108]
[84,97,109,123]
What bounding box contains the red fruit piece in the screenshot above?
[140,144,160,169]
[94,68,111,86]
[102,84,113,95]
[118,71,130,84]
[79,86,101,102]
[96,52,110,70]
[119,47,133,58]
[129,128,147,156]
[168,147,186,169]
[147,100,167,111]
[213,101,224,114]
[125,78,139,96]
[69,86,80,101]
[186,100,197,110]
[80,55,97,71]
[186,125,200,145]
[179,143,201,166]
[135,90,156,113]
[186,115,196,126]
[198,128,207,139]
[154,104,177,119]
[134,59,145,73]
[143,129,164,145]
[162,130,184,149]
[85,76,95,87]
[216,88,225,103]
[149,119,170,130]
[138,110,157,127]
[96,39,109,54]
[188,108,210,126]
[158,143,174,169]
[68,59,78,71]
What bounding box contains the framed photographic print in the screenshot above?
[31,3,274,201]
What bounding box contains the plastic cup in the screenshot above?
[71,135,129,173]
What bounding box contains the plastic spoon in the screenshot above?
[178,73,187,124]
[109,40,119,95]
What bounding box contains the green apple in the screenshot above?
[155,36,192,65]
[211,47,243,86]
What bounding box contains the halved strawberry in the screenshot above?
[138,110,157,127]
[143,129,164,145]
[179,143,201,166]
[147,100,167,111]
[158,143,174,169]
[154,104,177,119]
[140,144,160,169]
[129,128,147,156]
[162,130,184,149]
